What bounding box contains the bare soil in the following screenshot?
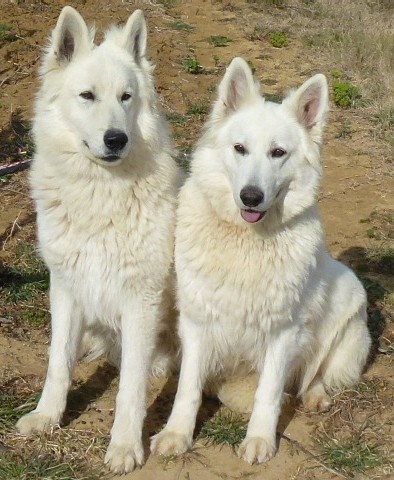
[0,1,393,479]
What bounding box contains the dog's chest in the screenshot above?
[36,179,174,319]
[176,215,318,330]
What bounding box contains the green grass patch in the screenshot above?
[199,410,247,447]
[1,244,49,304]
[209,35,232,47]
[166,112,187,125]
[0,24,16,43]
[269,31,290,48]
[186,102,209,117]
[0,451,102,480]
[0,381,39,429]
[316,435,385,476]
[332,79,362,108]
[0,243,49,328]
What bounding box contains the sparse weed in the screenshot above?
[1,110,34,161]
[248,25,264,41]
[247,60,256,74]
[336,119,352,139]
[246,0,287,6]
[170,20,194,32]
[184,57,204,74]
[0,24,16,43]
[186,102,209,117]
[176,149,192,173]
[213,54,220,67]
[269,31,290,48]
[209,35,232,47]
[360,209,393,242]
[262,78,278,86]
[265,92,283,103]
[373,108,394,145]
[330,69,342,79]
[166,112,187,126]
[361,276,387,301]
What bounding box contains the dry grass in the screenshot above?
[310,377,394,478]
[240,0,394,146]
[0,372,109,480]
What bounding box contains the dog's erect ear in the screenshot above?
[51,6,92,65]
[122,9,147,63]
[212,57,258,120]
[284,74,329,144]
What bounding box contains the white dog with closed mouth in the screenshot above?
[151,57,371,465]
[15,6,180,474]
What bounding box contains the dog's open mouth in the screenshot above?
[241,209,266,223]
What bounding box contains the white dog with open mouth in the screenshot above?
[151,57,371,465]
[16,7,180,474]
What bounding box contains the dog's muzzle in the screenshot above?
[239,185,266,223]
[103,129,128,161]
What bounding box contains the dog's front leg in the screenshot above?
[238,325,298,465]
[150,313,207,456]
[104,295,157,474]
[16,274,82,434]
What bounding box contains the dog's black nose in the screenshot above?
[240,186,264,207]
[104,129,128,151]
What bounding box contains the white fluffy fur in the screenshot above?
[151,58,371,465]
[16,7,180,474]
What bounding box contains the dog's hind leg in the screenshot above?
[321,306,371,392]
[16,274,83,434]
[300,309,370,412]
[301,263,371,410]
[301,378,332,412]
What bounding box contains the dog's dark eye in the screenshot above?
[80,91,95,101]
[121,92,132,102]
[234,143,247,155]
[272,148,286,158]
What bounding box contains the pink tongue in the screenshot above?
[241,209,263,223]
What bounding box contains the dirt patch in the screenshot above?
[0,1,392,479]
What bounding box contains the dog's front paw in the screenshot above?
[238,436,276,465]
[104,442,144,474]
[16,411,58,435]
[150,430,192,456]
